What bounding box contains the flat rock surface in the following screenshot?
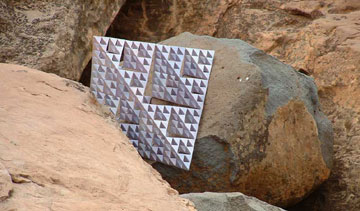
[182,192,285,211]
[0,63,194,211]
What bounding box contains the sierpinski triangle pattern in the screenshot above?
[90,36,214,170]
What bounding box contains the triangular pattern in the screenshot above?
[90,36,214,170]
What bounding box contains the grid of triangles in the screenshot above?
[90,36,214,170]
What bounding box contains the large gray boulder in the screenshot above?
[153,32,333,207]
[182,192,285,211]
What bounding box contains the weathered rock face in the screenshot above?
[182,192,285,211]
[106,0,231,42]
[151,33,333,208]
[0,162,12,202]
[108,1,360,210]
[0,1,125,80]
[0,63,195,211]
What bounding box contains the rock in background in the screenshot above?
[0,0,125,80]
[108,1,360,210]
[182,192,285,211]
[152,32,333,208]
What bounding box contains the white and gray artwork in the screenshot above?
[90,36,214,170]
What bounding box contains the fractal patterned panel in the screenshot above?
[90,36,214,170]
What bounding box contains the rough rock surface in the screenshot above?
[151,33,333,208]
[108,1,360,210]
[0,63,195,211]
[182,192,285,211]
[0,162,12,202]
[0,1,125,80]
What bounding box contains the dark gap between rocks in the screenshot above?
[79,58,92,87]
[79,0,173,87]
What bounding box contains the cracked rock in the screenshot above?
[0,162,13,202]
